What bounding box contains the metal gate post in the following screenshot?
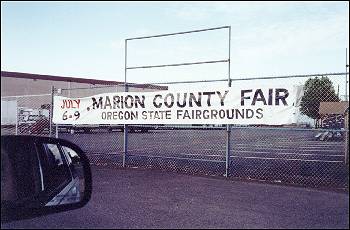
[50,86,54,137]
[225,125,231,177]
[225,26,231,177]
[123,39,128,167]
[15,99,18,135]
[345,49,349,165]
[345,48,348,101]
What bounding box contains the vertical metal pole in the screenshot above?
[228,26,231,87]
[67,83,70,138]
[68,81,71,98]
[345,125,348,165]
[346,48,348,101]
[123,39,128,167]
[225,26,231,177]
[345,48,349,165]
[50,86,54,137]
[15,100,18,135]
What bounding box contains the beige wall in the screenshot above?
[1,77,164,97]
[0,77,109,97]
[1,76,165,110]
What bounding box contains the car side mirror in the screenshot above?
[1,136,92,223]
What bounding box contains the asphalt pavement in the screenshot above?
[2,166,349,229]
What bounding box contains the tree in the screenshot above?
[300,76,340,126]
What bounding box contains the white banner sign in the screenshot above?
[53,86,301,125]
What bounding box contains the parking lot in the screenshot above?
[2,166,349,229]
[59,128,345,160]
[57,127,349,188]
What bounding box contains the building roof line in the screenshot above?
[1,71,167,90]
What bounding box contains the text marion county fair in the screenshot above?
[53,86,299,125]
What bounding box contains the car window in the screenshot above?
[60,145,85,198]
[61,146,73,166]
[46,144,64,166]
[40,143,72,193]
[61,146,81,164]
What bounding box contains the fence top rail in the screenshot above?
[51,72,348,91]
[1,93,51,99]
[56,83,169,91]
[126,26,230,41]
[144,72,349,85]
[229,125,349,132]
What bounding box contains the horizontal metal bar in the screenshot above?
[57,124,348,133]
[126,26,230,41]
[230,126,349,133]
[128,125,227,130]
[141,79,228,85]
[1,93,51,99]
[59,85,121,91]
[230,72,349,82]
[145,72,349,85]
[55,124,348,133]
[57,83,167,91]
[51,71,349,92]
[126,59,229,70]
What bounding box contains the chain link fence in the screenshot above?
[123,73,349,188]
[2,73,349,189]
[1,94,52,136]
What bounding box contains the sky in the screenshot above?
[1,1,349,86]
